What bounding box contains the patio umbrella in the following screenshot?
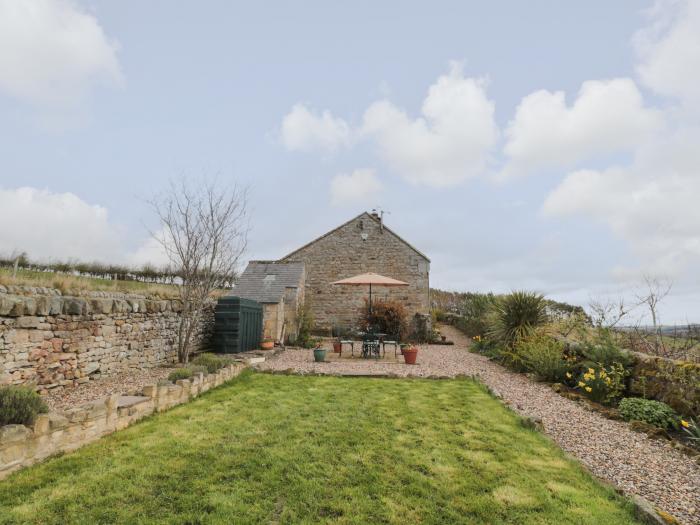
[331,272,408,317]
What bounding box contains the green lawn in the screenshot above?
[0,372,640,524]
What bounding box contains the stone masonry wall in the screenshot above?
[0,285,213,390]
[281,213,430,332]
[0,362,245,480]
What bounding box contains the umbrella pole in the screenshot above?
[369,283,372,320]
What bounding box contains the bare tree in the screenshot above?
[588,296,631,329]
[634,275,672,355]
[150,179,248,363]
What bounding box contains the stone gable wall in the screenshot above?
[0,286,213,390]
[281,215,430,332]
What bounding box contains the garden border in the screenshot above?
[0,363,247,480]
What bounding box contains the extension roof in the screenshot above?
[229,261,304,304]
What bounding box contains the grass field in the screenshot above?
[0,372,640,524]
[0,267,179,298]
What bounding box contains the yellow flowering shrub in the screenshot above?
[577,363,627,404]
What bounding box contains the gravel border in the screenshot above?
[257,325,700,525]
[44,367,177,412]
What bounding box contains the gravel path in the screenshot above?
[44,367,177,412]
[257,325,700,525]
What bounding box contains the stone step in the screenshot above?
[117,395,151,408]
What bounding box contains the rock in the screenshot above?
[48,297,63,315]
[63,298,87,315]
[83,363,100,375]
[0,424,32,444]
[16,316,40,329]
[631,495,679,525]
[90,298,114,315]
[33,414,50,435]
[0,295,24,316]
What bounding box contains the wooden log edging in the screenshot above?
[0,363,246,480]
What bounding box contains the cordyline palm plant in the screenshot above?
[488,291,548,348]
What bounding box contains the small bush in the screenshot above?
[470,336,502,360]
[577,364,627,405]
[189,365,209,376]
[579,330,633,369]
[516,333,568,382]
[458,293,495,337]
[168,368,194,382]
[0,386,49,426]
[296,301,315,348]
[191,353,226,373]
[361,299,408,341]
[619,398,679,430]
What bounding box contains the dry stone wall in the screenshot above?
[281,213,430,332]
[0,363,245,480]
[0,285,213,390]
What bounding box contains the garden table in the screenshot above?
[358,332,386,359]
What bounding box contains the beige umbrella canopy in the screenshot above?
[331,272,408,316]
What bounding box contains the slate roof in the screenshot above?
[229,261,304,304]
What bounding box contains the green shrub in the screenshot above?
[362,299,408,341]
[168,368,194,382]
[470,336,504,360]
[457,293,495,337]
[191,353,226,373]
[296,301,315,348]
[618,398,679,430]
[488,291,548,348]
[579,330,633,369]
[516,333,568,382]
[0,386,49,426]
[189,365,209,376]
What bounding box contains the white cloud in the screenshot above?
[0,0,123,108]
[635,0,700,112]
[541,1,700,285]
[542,126,700,278]
[127,234,170,268]
[0,187,171,267]
[0,187,126,262]
[500,78,662,179]
[280,104,351,152]
[362,62,498,187]
[330,169,382,206]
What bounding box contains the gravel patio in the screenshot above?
[257,324,700,525]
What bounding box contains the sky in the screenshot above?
[0,0,699,324]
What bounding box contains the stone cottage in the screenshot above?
[235,211,430,339]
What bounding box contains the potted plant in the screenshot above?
[399,343,410,355]
[402,344,418,365]
[261,337,274,350]
[313,340,327,362]
[332,338,342,353]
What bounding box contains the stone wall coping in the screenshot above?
[0,284,180,301]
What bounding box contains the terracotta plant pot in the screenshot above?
[261,340,274,350]
[313,348,327,362]
[403,347,418,365]
[333,341,342,353]
[441,335,447,342]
